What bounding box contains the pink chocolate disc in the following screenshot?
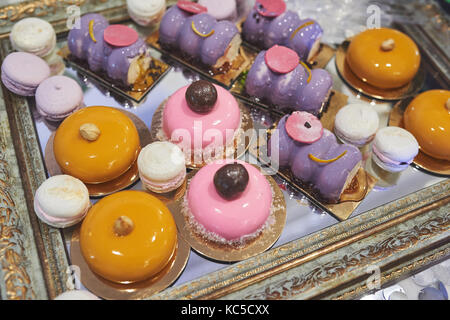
[265,45,299,74]
[104,25,138,47]
[255,0,286,17]
[285,111,323,144]
[177,0,207,14]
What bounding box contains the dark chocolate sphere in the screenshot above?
[213,163,249,200]
[185,80,217,114]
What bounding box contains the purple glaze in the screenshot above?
[246,49,331,114]
[243,9,322,61]
[105,38,149,85]
[295,69,333,115]
[269,115,362,203]
[287,18,323,61]
[67,14,109,60]
[159,7,239,66]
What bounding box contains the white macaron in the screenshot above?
[34,175,90,228]
[372,126,419,172]
[10,17,56,58]
[334,103,379,147]
[138,141,186,193]
[54,290,99,300]
[127,0,166,26]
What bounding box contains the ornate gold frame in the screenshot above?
[0,0,448,300]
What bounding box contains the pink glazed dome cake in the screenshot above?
[184,159,273,244]
[161,80,241,165]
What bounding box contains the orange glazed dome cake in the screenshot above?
[53,106,140,184]
[346,28,421,89]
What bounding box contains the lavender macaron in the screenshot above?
[1,52,50,96]
[35,76,84,121]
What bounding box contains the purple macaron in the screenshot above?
[1,52,50,96]
[35,76,84,121]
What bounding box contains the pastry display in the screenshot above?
[138,141,186,193]
[372,126,419,173]
[35,76,84,121]
[242,0,323,62]
[334,103,379,147]
[79,190,177,283]
[34,175,90,228]
[1,52,50,96]
[53,106,140,184]
[160,80,241,163]
[185,159,273,242]
[346,28,421,89]
[67,13,151,87]
[53,290,99,300]
[269,111,362,203]
[159,1,241,69]
[198,0,237,21]
[245,45,332,115]
[403,90,450,161]
[127,0,166,27]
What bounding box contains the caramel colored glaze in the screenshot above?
[346,28,420,89]
[53,106,140,184]
[404,90,450,161]
[80,191,177,284]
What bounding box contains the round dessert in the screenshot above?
[138,141,186,193]
[10,17,56,58]
[1,52,50,96]
[403,90,450,161]
[54,290,99,300]
[80,190,177,284]
[127,0,166,27]
[346,28,421,89]
[372,126,419,172]
[162,81,241,161]
[34,175,90,228]
[186,159,272,242]
[334,103,379,147]
[198,0,237,21]
[35,76,84,121]
[53,106,140,184]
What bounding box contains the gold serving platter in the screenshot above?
[335,39,425,101]
[388,97,450,177]
[146,30,256,89]
[70,227,190,300]
[44,110,152,197]
[168,169,287,263]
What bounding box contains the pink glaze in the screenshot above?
[163,84,241,150]
[187,160,272,241]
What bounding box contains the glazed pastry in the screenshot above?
[54,290,99,300]
[159,2,241,68]
[198,0,237,21]
[34,175,90,228]
[53,106,140,184]
[1,52,50,96]
[35,76,84,121]
[67,13,151,87]
[80,190,177,283]
[10,17,56,58]
[138,141,186,193]
[127,0,166,26]
[334,103,379,147]
[346,28,421,89]
[372,126,419,172]
[269,112,362,203]
[186,159,272,242]
[161,80,241,162]
[404,90,450,161]
[245,45,332,115]
[243,0,323,61]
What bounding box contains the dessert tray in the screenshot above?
[0,0,448,301]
